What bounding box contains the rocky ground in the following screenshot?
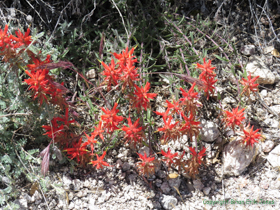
[3,0,280,209]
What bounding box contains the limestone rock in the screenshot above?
[245,55,275,84]
[222,139,259,176]
[267,145,280,167]
[200,120,220,143]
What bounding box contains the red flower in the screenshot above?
[223,106,245,130]
[200,75,217,100]
[119,59,139,90]
[90,151,111,169]
[180,82,199,102]
[0,25,10,49]
[136,152,156,176]
[161,148,178,169]
[49,82,67,109]
[121,117,144,147]
[179,82,201,114]
[196,58,216,79]
[64,138,88,163]
[24,69,50,105]
[137,152,155,167]
[10,27,32,48]
[240,73,259,96]
[158,116,179,132]
[92,121,105,141]
[188,147,206,164]
[113,47,137,67]
[101,58,120,91]
[82,132,97,156]
[154,108,170,121]
[54,107,76,127]
[131,82,157,111]
[42,118,65,140]
[196,58,217,100]
[180,112,201,139]
[241,125,261,148]
[101,103,124,133]
[24,69,49,92]
[158,115,179,143]
[27,55,52,72]
[166,99,182,115]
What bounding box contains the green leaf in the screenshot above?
[214,54,229,62]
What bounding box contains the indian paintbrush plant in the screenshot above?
[0,24,262,190]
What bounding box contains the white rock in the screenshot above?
[84,179,90,188]
[203,187,211,195]
[246,55,275,84]
[267,145,280,167]
[160,195,177,210]
[268,189,280,198]
[26,15,33,23]
[116,147,129,161]
[263,46,274,54]
[270,105,280,115]
[200,120,220,142]
[68,202,75,209]
[263,118,279,128]
[240,45,255,55]
[62,175,72,190]
[260,89,268,97]
[222,139,259,176]
[264,97,273,106]
[73,179,82,191]
[262,140,275,153]
[32,190,42,202]
[86,69,96,79]
[222,96,236,105]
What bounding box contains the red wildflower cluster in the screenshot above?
[180,112,201,140]
[157,115,180,143]
[24,55,68,108]
[153,147,206,178]
[90,151,111,169]
[101,47,157,113]
[188,147,206,165]
[136,152,158,176]
[180,82,201,115]
[101,47,139,91]
[64,138,88,163]
[155,83,201,143]
[130,82,157,112]
[0,25,32,62]
[101,102,124,133]
[121,117,145,148]
[2,24,260,180]
[222,105,261,148]
[223,106,245,131]
[240,73,259,96]
[0,25,66,106]
[161,148,178,169]
[197,58,217,100]
[183,147,206,178]
[241,124,262,148]
[42,108,76,145]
